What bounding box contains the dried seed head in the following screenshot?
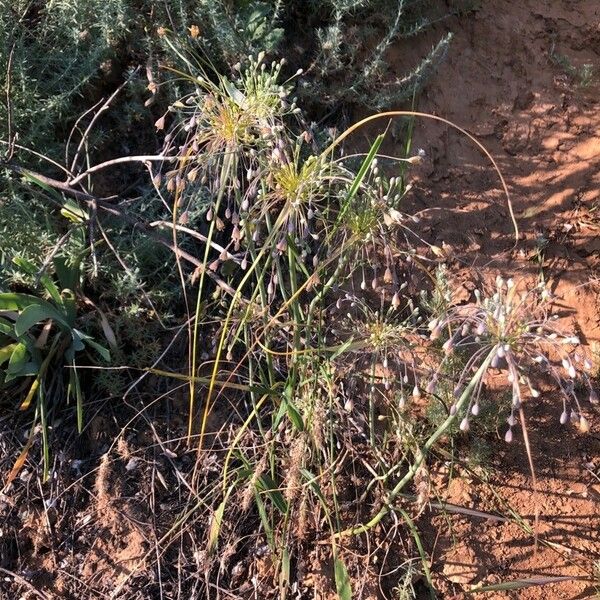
[430,326,441,341]
[560,410,569,425]
[459,418,470,432]
[579,415,590,432]
[504,428,513,443]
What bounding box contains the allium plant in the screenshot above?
[331,293,422,395]
[428,276,595,441]
[156,51,302,212]
[330,152,432,309]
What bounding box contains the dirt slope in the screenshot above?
[386,1,600,597]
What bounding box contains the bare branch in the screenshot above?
[67,154,174,187]
[150,220,242,264]
[69,66,141,174]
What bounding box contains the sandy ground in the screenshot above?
[385,1,600,597]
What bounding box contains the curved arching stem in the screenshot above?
[322,111,519,244]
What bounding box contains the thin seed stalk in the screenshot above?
[304,249,350,338]
[188,152,234,440]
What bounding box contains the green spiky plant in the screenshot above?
[122,49,592,596]
[0,252,111,482]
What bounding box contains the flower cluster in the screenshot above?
[427,277,596,440]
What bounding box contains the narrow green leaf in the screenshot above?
[396,507,436,599]
[334,556,352,600]
[69,366,84,432]
[0,343,18,366]
[60,198,88,223]
[273,399,287,431]
[12,257,62,305]
[0,317,15,337]
[254,490,275,549]
[471,576,587,593]
[53,256,80,293]
[336,134,385,227]
[20,171,64,202]
[257,474,288,514]
[330,337,354,360]
[14,303,67,337]
[0,293,44,311]
[280,547,291,599]
[301,469,327,504]
[285,400,304,431]
[7,343,28,375]
[83,338,111,362]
